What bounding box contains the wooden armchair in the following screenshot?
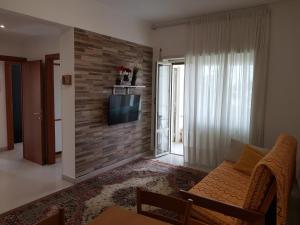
[137,187,193,225]
[34,207,64,225]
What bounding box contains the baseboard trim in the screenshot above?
[75,152,149,183]
[62,175,76,184]
[0,147,7,152]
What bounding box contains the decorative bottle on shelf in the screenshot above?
[131,66,139,86]
[123,73,129,85]
[115,77,121,85]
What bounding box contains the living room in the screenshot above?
[0,0,299,225]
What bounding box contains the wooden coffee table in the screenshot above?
[87,206,171,225]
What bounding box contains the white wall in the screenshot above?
[0,0,152,46]
[151,0,300,180]
[0,35,25,57]
[23,36,60,61]
[0,32,60,61]
[0,61,7,149]
[59,28,75,180]
[264,0,300,182]
[151,24,188,61]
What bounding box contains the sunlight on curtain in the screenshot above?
[185,51,254,167]
[184,7,270,169]
[224,51,254,141]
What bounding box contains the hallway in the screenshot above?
[0,144,71,214]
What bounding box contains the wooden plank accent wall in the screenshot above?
[74,28,153,177]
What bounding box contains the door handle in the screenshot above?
[33,112,43,120]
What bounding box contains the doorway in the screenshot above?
[2,54,61,165]
[11,63,22,144]
[170,64,184,156]
[0,9,72,214]
[155,59,185,158]
[45,54,61,164]
[5,60,45,164]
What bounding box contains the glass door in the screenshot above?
[155,62,172,157]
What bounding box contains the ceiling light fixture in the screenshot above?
[0,25,5,29]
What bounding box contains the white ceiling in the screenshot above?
[0,8,68,40]
[97,0,281,23]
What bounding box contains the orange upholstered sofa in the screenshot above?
[180,134,297,225]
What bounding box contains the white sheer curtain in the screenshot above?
[184,7,271,169]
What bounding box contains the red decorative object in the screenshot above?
[116,66,132,85]
[116,66,131,73]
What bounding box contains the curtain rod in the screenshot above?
[152,4,269,30]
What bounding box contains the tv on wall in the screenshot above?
[108,95,140,125]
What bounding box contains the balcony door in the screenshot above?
[155,62,172,157]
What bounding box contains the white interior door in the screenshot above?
[155,62,172,157]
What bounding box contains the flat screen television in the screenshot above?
[108,95,140,125]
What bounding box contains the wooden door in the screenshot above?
[22,60,45,164]
[45,53,60,164]
[4,62,16,150]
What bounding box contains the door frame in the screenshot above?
[154,61,172,157]
[3,54,59,165]
[154,58,185,158]
[169,61,185,156]
[45,53,60,164]
[1,55,27,150]
[0,55,27,62]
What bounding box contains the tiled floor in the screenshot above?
[0,144,72,214]
[171,142,183,155]
[155,153,211,172]
[155,153,184,166]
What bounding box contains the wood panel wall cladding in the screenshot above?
[74,28,153,177]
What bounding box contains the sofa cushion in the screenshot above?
[224,139,269,162]
[189,161,251,225]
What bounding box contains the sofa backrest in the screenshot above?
[239,134,297,225]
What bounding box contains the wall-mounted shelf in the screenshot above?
[112,85,146,94]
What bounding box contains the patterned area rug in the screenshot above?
[0,159,206,225]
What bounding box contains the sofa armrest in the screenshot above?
[180,190,264,223]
